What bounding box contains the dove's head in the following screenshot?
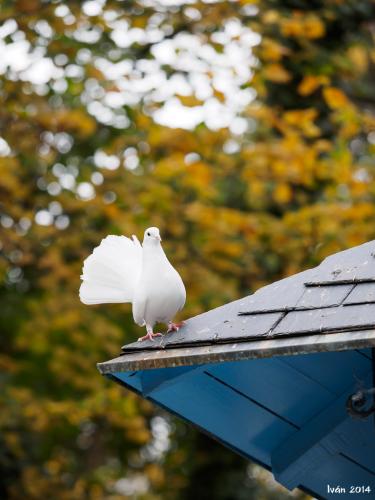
[143,227,162,246]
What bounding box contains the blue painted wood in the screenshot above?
[140,370,296,467]
[112,370,272,473]
[116,371,143,392]
[301,452,375,499]
[333,417,375,473]
[271,373,373,489]
[281,350,372,394]
[355,348,372,360]
[140,365,201,395]
[206,357,335,427]
[110,348,375,498]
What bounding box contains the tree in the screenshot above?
[1,0,374,498]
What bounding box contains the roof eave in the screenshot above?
[97,328,375,374]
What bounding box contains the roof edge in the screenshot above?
[97,328,375,374]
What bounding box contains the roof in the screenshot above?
[99,239,375,373]
[98,240,375,498]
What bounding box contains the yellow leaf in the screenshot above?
[284,109,317,126]
[184,162,213,194]
[281,18,305,38]
[177,95,203,107]
[264,63,291,83]
[282,109,320,137]
[261,39,290,62]
[281,14,325,39]
[274,183,292,204]
[298,75,329,96]
[347,46,368,74]
[304,15,325,39]
[37,109,96,138]
[323,87,349,109]
[262,10,279,24]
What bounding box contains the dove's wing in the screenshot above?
[132,292,147,327]
[131,242,186,327]
[79,235,142,305]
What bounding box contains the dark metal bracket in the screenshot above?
[346,348,375,421]
[346,388,375,419]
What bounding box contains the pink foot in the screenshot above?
[137,332,163,342]
[167,321,185,333]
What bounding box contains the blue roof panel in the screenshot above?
[109,349,375,499]
[104,240,375,499]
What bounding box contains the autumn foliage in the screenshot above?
[1,1,374,499]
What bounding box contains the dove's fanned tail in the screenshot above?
[79,235,142,305]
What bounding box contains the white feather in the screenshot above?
[132,233,186,327]
[79,227,186,339]
[79,235,142,305]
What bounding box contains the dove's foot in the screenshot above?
[167,321,185,333]
[137,332,163,342]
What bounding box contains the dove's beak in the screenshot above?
[157,235,162,242]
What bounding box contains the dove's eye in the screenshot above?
[147,232,150,236]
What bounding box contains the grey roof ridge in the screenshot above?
[98,327,375,374]
[109,238,375,362]
[119,313,375,354]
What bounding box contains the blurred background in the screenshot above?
[1,0,375,498]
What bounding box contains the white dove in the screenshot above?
[79,227,186,341]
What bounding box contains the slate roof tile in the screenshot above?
[295,284,354,310]
[122,296,263,351]
[343,283,375,305]
[304,241,375,286]
[121,239,375,353]
[122,310,283,352]
[238,269,313,314]
[271,303,375,337]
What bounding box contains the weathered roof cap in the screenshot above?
[99,239,375,373]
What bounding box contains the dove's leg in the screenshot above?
[167,321,185,333]
[138,324,163,342]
